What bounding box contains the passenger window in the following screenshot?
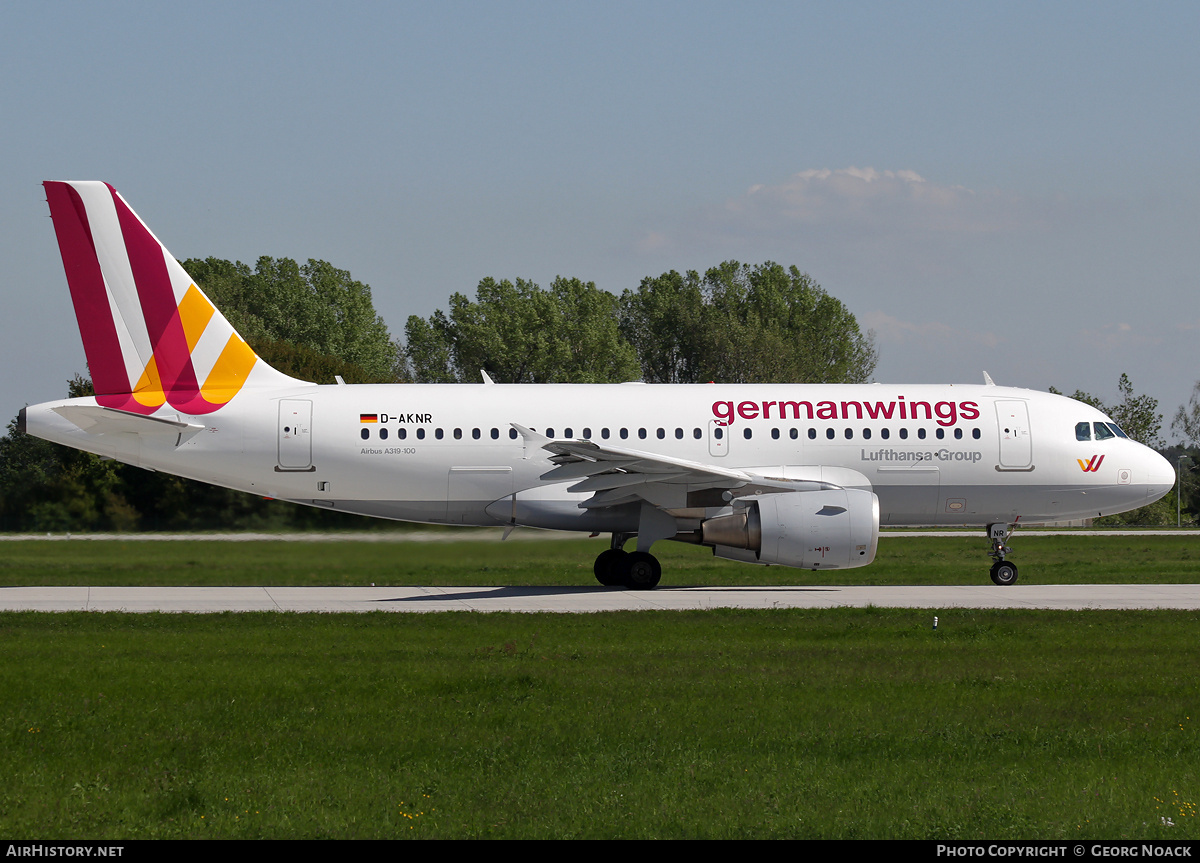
[564,428,573,439]
[546,428,555,439]
[435,428,444,440]
[863,428,872,440]
[917,428,926,440]
[954,428,962,440]
[1093,422,1115,441]
[714,427,724,439]
[657,428,665,440]
[380,428,388,440]
[620,428,629,440]
[744,428,753,440]
[399,428,407,440]
[935,428,944,440]
[491,428,499,439]
[1076,422,1091,441]
[601,428,610,439]
[454,428,462,440]
[417,428,426,440]
[675,428,684,440]
[899,428,909,440]
[972,429,981,439]
[771,428,780,440]
[638,428,647,439]
[583,428,592,439]
[790,428,798,440]
[808,428,816,440]
[509,428,518,440]
[826,428,835,440]
[844,428,853,439]
[360,428,369,440]
[881,428,890,440]
[693,428,702,440]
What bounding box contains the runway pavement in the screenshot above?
[1,583,1197,612]
[0,529,1196,541]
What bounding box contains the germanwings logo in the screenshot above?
[1078,455,1105,472]
[45,182,257,416]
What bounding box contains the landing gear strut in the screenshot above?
[593,534,661,590]
[986,520,1019,586]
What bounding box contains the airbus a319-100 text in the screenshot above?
[20,182,1176,588]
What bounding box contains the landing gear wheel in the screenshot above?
[594,549,628,587]
[990,560,1018,586]
[623,551,662,590]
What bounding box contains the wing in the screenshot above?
[512,424,839,511]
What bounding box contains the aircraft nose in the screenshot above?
[1143,448,1176,504]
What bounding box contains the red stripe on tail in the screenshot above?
[43,182,131,399]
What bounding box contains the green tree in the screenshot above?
[183,256,399,382]
[1172,381,1200,446]
[0,378,140,532]
[1167,385,1200,525]
[616,270,707,384]
[404,276,640,383]
[619,262,876,384]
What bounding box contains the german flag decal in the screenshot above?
[360,413,378,423]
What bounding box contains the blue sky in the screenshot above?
[2,1,1197,440]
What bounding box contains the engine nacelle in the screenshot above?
[705,488,879,570]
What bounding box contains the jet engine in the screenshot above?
[703,488,879,569]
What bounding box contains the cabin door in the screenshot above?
[278,399,313,471]
[995,400,1033,469]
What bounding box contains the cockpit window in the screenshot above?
[1076,422,1091,441]
[1108,423,1129,439]
[1093,422,1115,441]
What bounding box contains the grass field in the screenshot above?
[1,534,1197,838]
[0,531,1197,587]
[2,608,1198,839]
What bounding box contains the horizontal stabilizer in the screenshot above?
[52,405,204,445]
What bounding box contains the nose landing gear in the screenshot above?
[987,520,1019,585]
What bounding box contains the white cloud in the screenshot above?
[1077,321,1161,351]
[632,166,1048,266]
[633,231,668,253]
[720,167,1028,236]
[863,310,1001,350]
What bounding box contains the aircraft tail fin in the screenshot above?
[43,181,304,415]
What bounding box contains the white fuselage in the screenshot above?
[25,381,1176,532]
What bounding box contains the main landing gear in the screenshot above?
[987,520,1019,586]
[594,534,662,590]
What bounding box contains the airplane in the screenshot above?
[19,181,1177,589]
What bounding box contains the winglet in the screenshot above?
[481,370,495,385]
[510,423,550,445]
[982,371,996,386]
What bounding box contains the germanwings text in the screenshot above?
[712,398,981,427]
